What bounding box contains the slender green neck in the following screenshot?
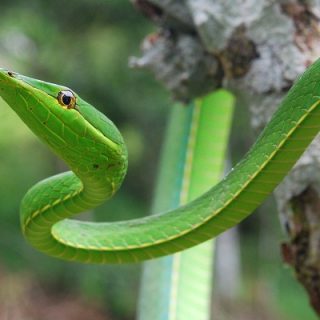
[0,68,128,205]
[76,152,128,206]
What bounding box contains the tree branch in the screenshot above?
[132,0,320,314]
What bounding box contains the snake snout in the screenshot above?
[7,71,16,77]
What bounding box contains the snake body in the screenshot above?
[139,94,233,319]
[0,60,320,264]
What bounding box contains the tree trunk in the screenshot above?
[131,0,320,315]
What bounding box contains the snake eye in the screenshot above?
[57,90,76,109]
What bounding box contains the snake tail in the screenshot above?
[138,91,234,320]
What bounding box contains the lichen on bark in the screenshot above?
[132,0,320,315]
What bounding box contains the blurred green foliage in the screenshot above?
[0,1,318,319]
[0,1,171,319]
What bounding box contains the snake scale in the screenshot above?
[1,59,320,264]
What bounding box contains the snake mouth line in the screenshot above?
[0,68,124,150]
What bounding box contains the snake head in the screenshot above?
[0,68,127,178]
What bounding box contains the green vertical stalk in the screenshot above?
[138,90,234,320]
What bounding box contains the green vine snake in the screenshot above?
[0,59,320,264]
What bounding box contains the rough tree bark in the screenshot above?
[131,0,320,315]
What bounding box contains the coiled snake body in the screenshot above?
[0,60,320,264]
